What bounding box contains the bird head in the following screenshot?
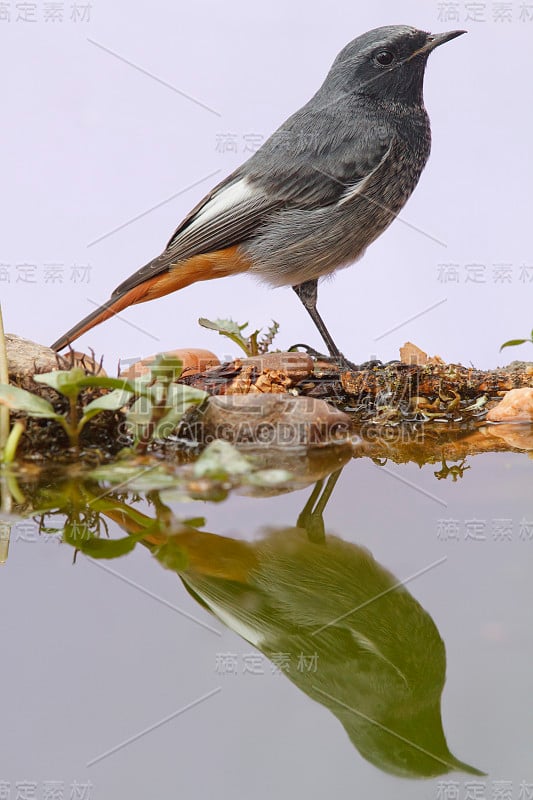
[322,26,466,107]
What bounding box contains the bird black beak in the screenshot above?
[424,29,467,52]
[409,29,466,60]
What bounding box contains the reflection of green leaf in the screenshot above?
[0,384,60,418]
[194,440,253,480]
[198,317,251,356]
[88,496,155,527]
[245,468,293,487]
[153,538,189,571]
[78,535,139,559]
[182,517,206,528]
[63,520,92,546]
[89,462,180,492]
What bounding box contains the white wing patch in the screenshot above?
[202,596,266,648]
[350,629,408,686]
[184,177,259,235]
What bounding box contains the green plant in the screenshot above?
[198,317,279,357]
[124,355,207,452]
[500,329,533,352]
[0,367,132,455]
[0,355,207,460]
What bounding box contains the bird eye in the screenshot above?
[374,50,395,66]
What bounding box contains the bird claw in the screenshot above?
[288,344,382,372]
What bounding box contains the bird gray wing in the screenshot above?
[111,109,393,298]
[245,105,393,207]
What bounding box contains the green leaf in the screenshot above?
[258,320,280,354]
[126,384,207,441]
[167,383,207,405]
[0,384,60,418]
[148,355,183,382]
[198,317,251,356]
[33,367,87,397]
[500,338,528,351]
[199,317,247,335]
[80,388,133,423]
[194,440,253,480]
[78,535,139,559]
[126,374,155,397]
[248,330,260,357]
[78,376,135,392]
[125,395,156,428]
[158,384,207,435]
[34,370,135,404]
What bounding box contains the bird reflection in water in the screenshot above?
[139,470,484,779]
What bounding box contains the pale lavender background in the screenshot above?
[2,0,532,369]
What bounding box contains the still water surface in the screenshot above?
[1,449,532,799]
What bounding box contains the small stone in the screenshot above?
[195,394,351,448]
[400,342,428,366]
[121,348,220,380]
[400,341,444,366]
[6,333,68,380]
[486,387,533,422]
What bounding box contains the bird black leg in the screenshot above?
[293,279,342,359]
[296,469,343,543]
[292,279,357,369]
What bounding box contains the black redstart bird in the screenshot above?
[52,25,465,358]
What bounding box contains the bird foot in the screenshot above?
[289,344,382,372]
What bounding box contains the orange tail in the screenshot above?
[51,280,156,351]
[51,245,250,351]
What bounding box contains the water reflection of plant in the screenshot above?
[433,456,471,482]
